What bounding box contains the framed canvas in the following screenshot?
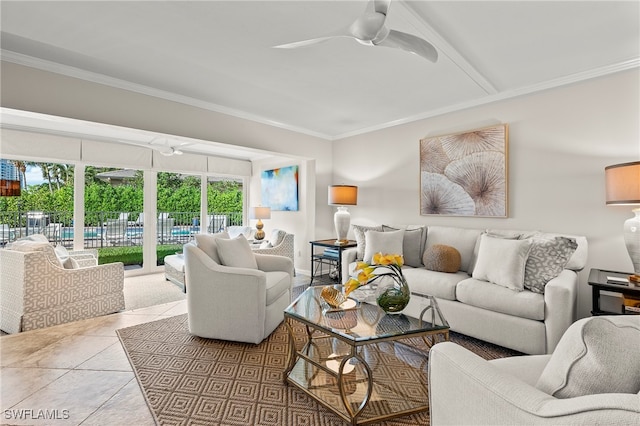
[261,165,299,211]
[420,124,508,217]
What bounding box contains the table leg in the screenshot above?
[591,286,600,315]
[338,346,373,425]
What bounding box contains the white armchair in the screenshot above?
[428,315,640,425]
[184,237,293,344]
[251,230,294,262]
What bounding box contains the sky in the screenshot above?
[25,164,45,186]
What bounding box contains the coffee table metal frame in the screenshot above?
[283,285,449,425]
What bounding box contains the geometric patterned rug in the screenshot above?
[117,313,521,426]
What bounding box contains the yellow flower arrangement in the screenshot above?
[345,253,410,313]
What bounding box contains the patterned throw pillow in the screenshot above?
[524,236,578,293]
[352,224,383,261]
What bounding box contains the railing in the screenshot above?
[0,210,243,248]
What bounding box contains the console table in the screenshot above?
[588,268,640,315]
[309,239,357,285]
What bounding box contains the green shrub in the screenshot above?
[98,244,183,266]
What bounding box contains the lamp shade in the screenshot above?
[250,206,271,220]
[328,185,358,206]
[605,161,640,205]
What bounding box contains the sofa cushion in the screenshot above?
[363,229,404,263]
[265,271,290,305]
[194,232,229,264]
[472,235,532,291]
[6,239,50,252]
[536,316,640,398]
[456,278,545,320]
[352,224,383,260]
[425,226,482,272]
[402,267,468,301]
[54,244,70,268]
[423,245,461,273]
[382,225,426,267]
[216,235,258,269]
[524,235,578,293]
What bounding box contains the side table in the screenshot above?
[309,239,357,285]
[588,268,640,315]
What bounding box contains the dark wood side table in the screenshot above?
[309,239,357,285]
[588,269,640,315]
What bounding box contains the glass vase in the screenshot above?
[376,274,410,314]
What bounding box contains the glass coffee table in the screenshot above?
[283,285,449,425]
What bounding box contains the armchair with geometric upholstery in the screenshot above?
[428,315,640,425]
[184,233,293,344]
[0,239,124,334]
[251,229,294,263]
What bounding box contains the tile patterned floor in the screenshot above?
[0,273,310,425]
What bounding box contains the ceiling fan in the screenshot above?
[274,0,437,63]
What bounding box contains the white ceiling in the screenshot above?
[1,0,639,146]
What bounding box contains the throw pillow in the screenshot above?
[63,257,80,269]
[216,234,258,269]
[472,235,532,291]
[194,232,229,264]
[524,236,578,293]
[536,316,640,398]
[363,229,404,264]
[423,245,461,273]
[382,225,425,267]
[352,224,383,261]
[270,229,287,246]
[467,231,522,275]
[227,226,252,239]
[54,244,70,268]
[6,240,50,252]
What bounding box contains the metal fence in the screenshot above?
[0,210,243,248]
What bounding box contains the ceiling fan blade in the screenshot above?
[375,29,438,62]
[373,0,391,16]
[274,27,353,49]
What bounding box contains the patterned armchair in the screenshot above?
[251,230,294,262]
[0,243,124,334]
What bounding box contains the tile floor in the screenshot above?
[1,273,310,425]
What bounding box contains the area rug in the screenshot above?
[117,311,521,425]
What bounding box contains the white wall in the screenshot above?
[333,69,640,319]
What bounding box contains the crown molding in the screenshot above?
[1,50,334,141]
[333,57,640,140]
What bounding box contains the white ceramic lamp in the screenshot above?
[605,161,640,274]
[250,206,271,241]
[328,185,358,245]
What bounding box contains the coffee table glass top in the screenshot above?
[285,285,448,343]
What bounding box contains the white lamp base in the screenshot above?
[334,206,350,244]
[624,208,640,274]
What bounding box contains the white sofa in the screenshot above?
[0,239,124,333]
[342,225,588,354]
[428,315,640,425]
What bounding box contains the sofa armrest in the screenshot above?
[254,253,294,277]
[429,342,640,425]
[544,269,578,353]
[341,247,358,284]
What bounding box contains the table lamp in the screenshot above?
[250,206,271,241]
[605,161,640,274]
[328,185,358,245]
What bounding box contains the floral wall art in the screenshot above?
[420,124,508,217]
[261,165,299,211]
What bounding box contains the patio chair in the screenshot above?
[206,214,227,233]
[0,224,15,245]
[103,219,129,246]
[157,217,175,244]
[44,223,62,241]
